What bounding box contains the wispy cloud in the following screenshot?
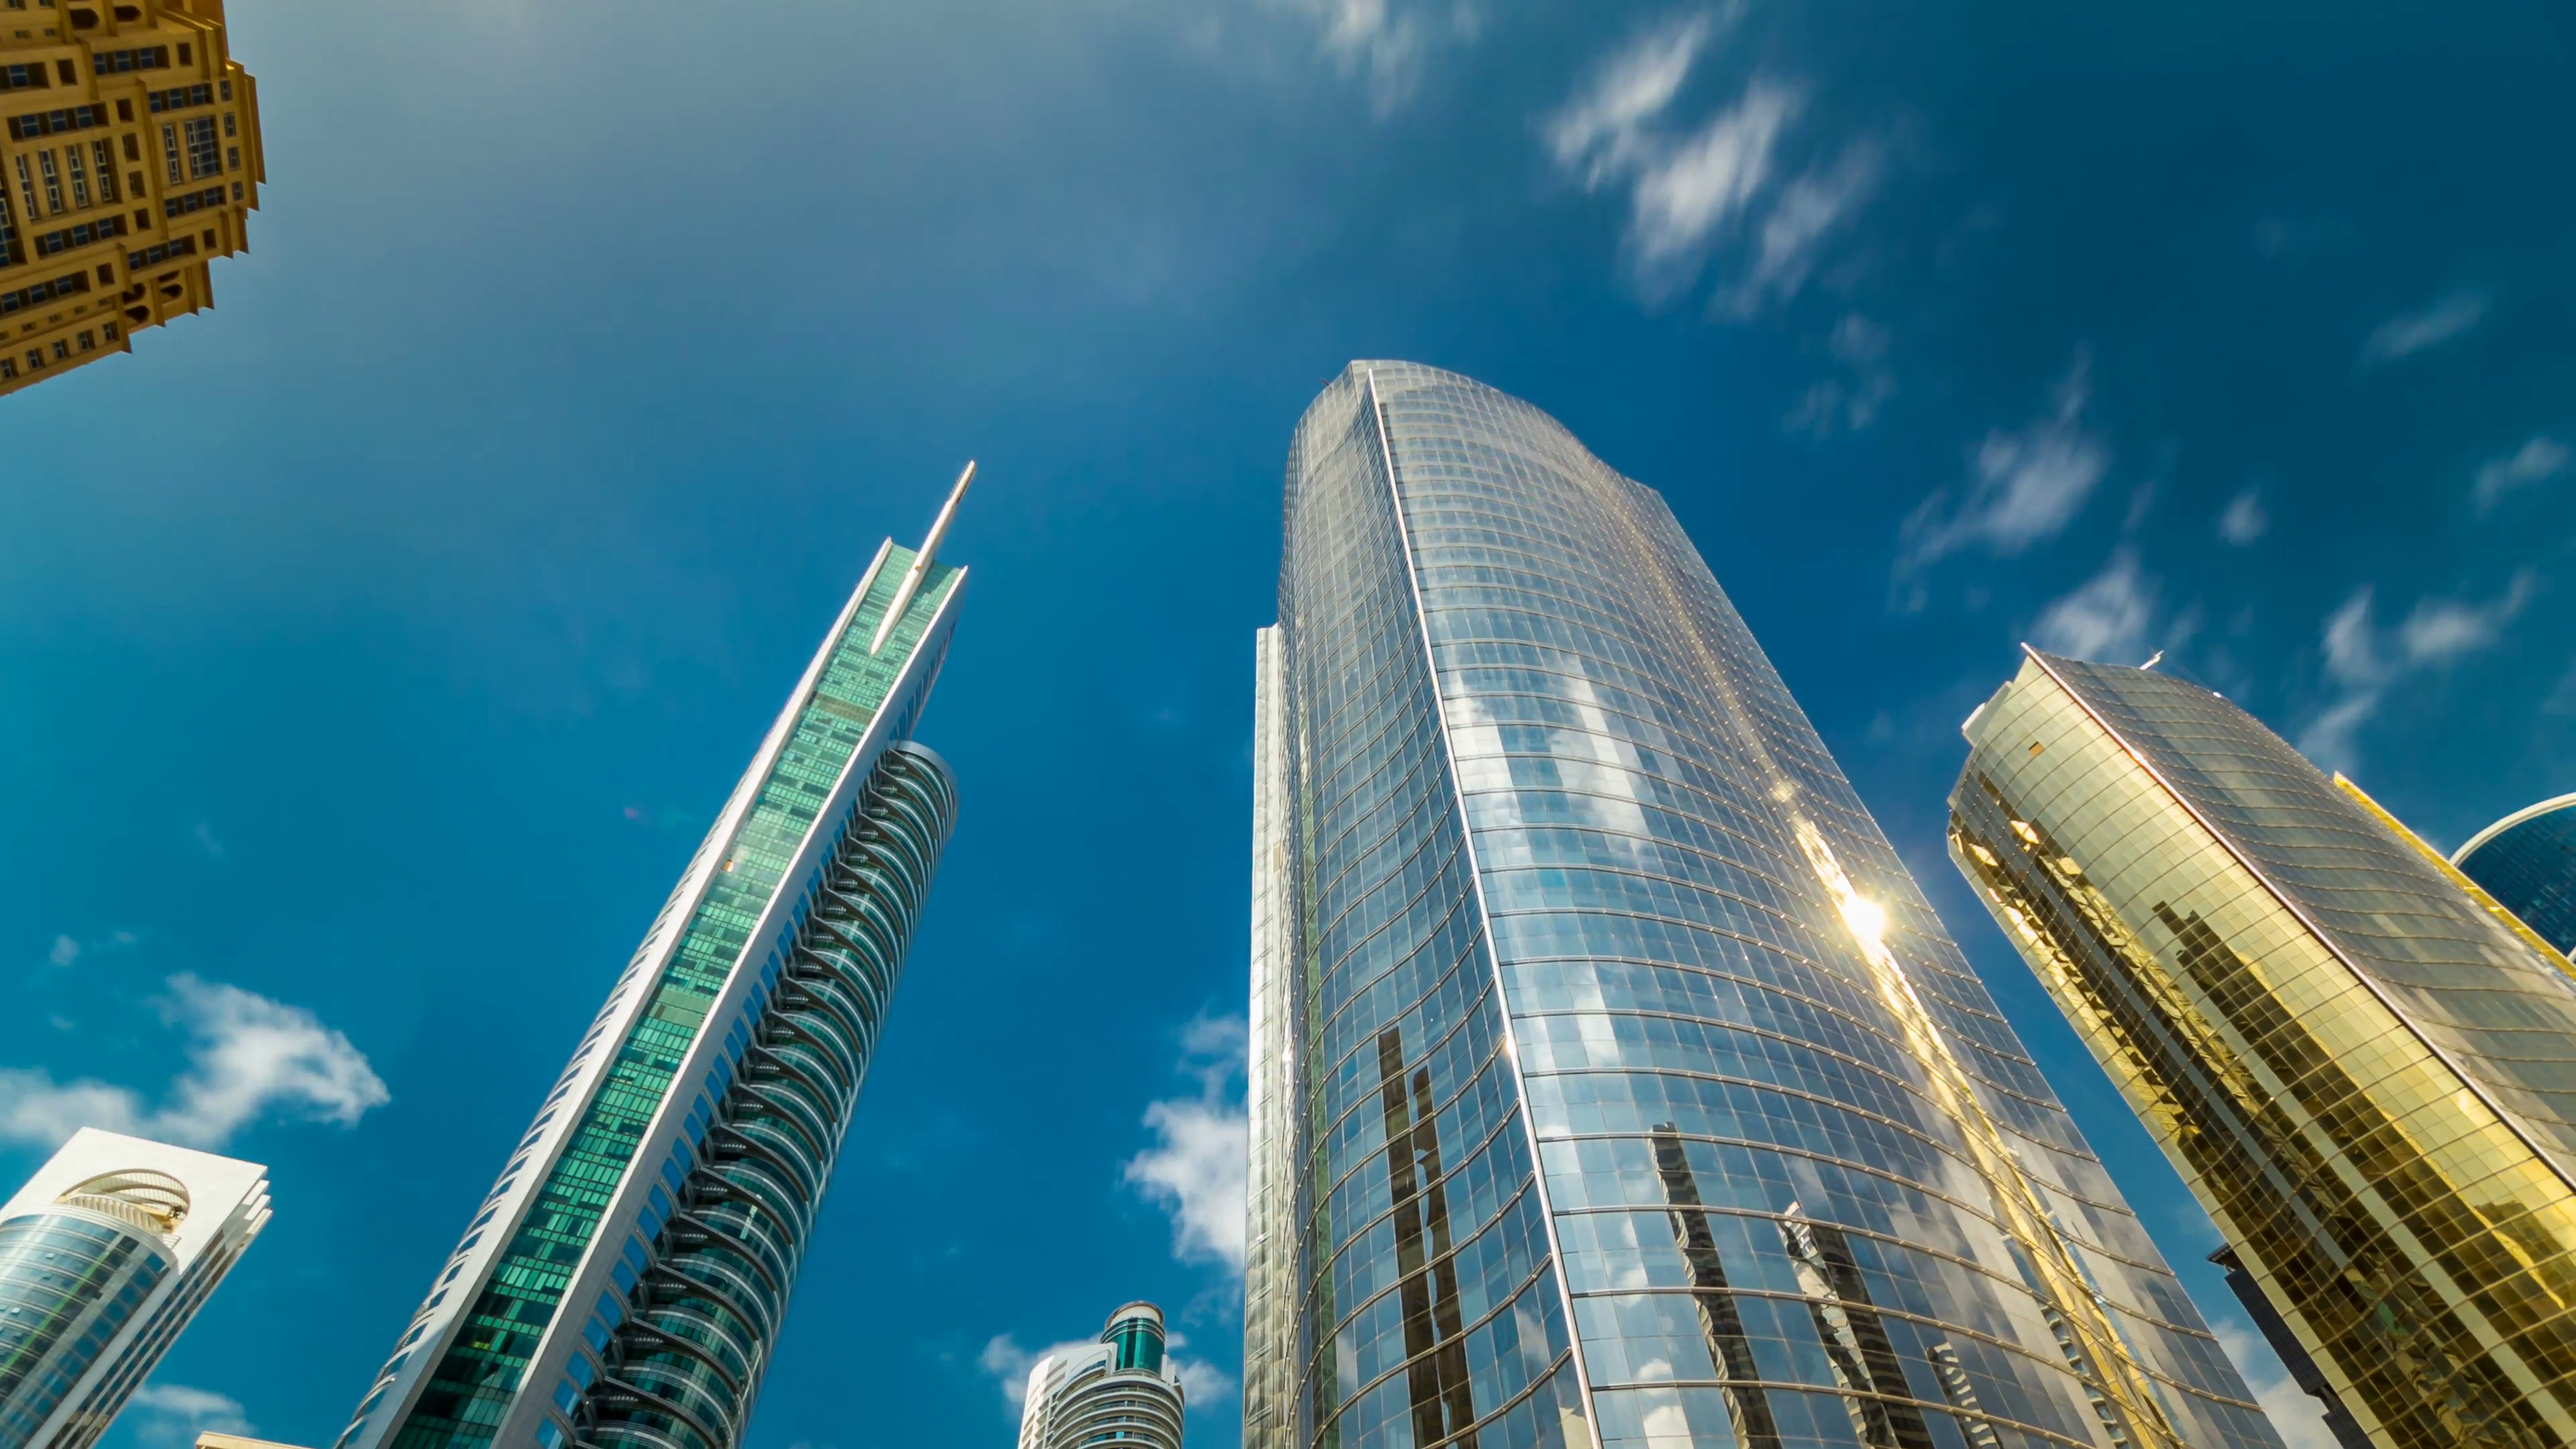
[1898,352,2108,577]
[2033,549,2159,663]
[2217,489,2269,545]
[2473,436,2569,514]
[1723,140,1880,315]
[979,1333,1098,1414]
[2300,572,2536,769]
[1545,10,1721,187]
[1124,1014,1248,1273]
[1547,11,1876,311]
[47,935,80,968]
[1270,0,1483,117]
[2212,1323,2341,1449]
[0,974,389,1150]
[1625,79,1798,293]
[2359,289,2489,367]
[124,1384,252,1447]
[1786,313,1894,437]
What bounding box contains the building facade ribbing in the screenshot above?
[2455,795,2576,960]
[1244,362,2282,1449]
[0,0,261,396]
[1016,1303,1187,1449]
[1949,650,2576,1449]
[335,478,973,1449]
[0,1128,270,1449]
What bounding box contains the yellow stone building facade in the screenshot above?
[0,0,260,397]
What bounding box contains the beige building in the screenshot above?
[0,0,260,396]
[1951,648,2576,1449]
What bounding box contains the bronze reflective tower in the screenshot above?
[1951,649,2576,1449]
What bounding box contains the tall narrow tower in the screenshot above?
[1950,650,2576,1449]
[1244,363,2284,1449]
[337,473,974,1449]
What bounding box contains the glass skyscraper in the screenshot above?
[0,1128,270,1449]
[1015,1302,1187,1449]
[1949,649,2576,1449]
[1244,363,2280,1449]
[2455,794,2576,959]
[337,474,973,1449]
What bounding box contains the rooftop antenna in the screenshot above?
[870,460,975,654]
[2139,649,2165,671]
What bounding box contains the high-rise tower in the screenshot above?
[2456,794,2576,958]
[337,472,974,1449]
[0,1128,270,1449]
[1015,1303,1187,1449]
[0,0,262,396]
[1949,649,2576,1449]
[1244,363,2283,1449]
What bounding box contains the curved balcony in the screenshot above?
[579,743,955,1449]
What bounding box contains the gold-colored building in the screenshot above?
[1949,648,2576,1449]
[0,0,260,396]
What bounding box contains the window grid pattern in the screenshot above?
[0,1213,167,1446]
[1279,369,1580,1449]
[1344,362,2279,1449]
[1951,653,2576,1449]
[2461,804,2576,961]
[576,744,957,1449]
[382,552,959,1449]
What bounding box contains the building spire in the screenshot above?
[871,460,975,654]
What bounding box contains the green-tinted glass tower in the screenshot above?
[337,474,974,1449]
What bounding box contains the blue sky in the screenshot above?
[3,1,2572,1446]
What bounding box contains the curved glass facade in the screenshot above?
[1018,1304,1187,1449]
[1253,363,2279,1449]
[0,1210,168,1449]
[579,743,957,1449]
[1950,652,2576,1449]
[2457,797,2576,959]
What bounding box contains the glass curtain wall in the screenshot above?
[1261,362,2283,1449]
[1950,651,2576,1449]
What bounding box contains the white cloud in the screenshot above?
[1898,352,2108,573]
[2359,289,2489,367]
[124,1384,252,1446]
[979,1333,1097,1413]
[2473,436,2569,514]
[2033,549,2158,663]
[2300,574,2535,769]
[1788,313,1895,437]
[1124,1014,1249,1273]
[1546,11,1720,187]
[2399,572,2533,665]
[2212,1322,2340,1449]
[1627,80,1798,288]
[193,820,226,861]
[1547,15,1878,314]
[0,973,389,1150]
[1173,1354,1238,1409]
[1724,142,1880,315]
[48,935,79,968]
[1270,0,1483,116]
[2217,489,2269,545]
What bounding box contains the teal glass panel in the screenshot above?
[389,551,958,1449]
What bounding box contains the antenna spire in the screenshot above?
[869,460,975,654]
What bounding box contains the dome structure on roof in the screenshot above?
[55,1168,191,1238]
